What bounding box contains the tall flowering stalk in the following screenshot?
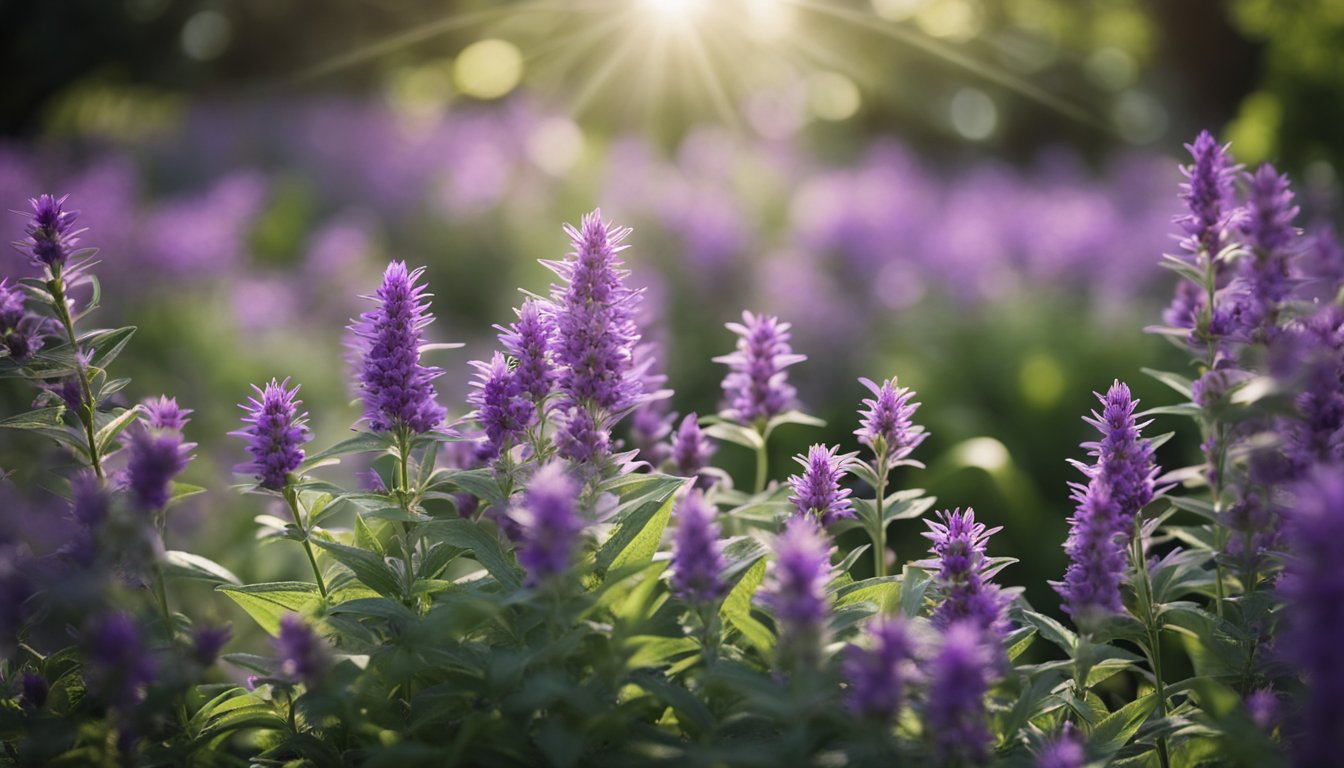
[274,614,330,688]
[15,195,106,478]
[1280,466,1344,767]
[544,210,644,466]
[715,311,806,492]
[921,508,1008,638]
[843,616,913,721]
[854,376,927,576]
[1232,164,1300,339]
[468,352,534,462]
[670,490,728,660]
[232,378,325,596]
[512,461,583,586]
[787,444,856,527]
[497,299,555,405]
[763,516,834,670]
[926,621,995,766]
[1054,381,1159,621]
[125,397,194,512]
[670,413,716,487]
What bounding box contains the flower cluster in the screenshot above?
[350,261,446,435]
[125,396,194,511]
[231,378,310,491]
[512,461,583,585]
[854,377,927,464]
[763,516,834,666]
[669,491,728,605]
[21,194,84,270]
[715,311,805,424]
[843,616,913,721]
[922,508,1008,638]
[787,443,856,526]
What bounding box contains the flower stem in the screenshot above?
[1130,519,1171,768]
[396,429,417,602]
[753,428,769,495]
[873,455,889,578]
[285,488,328,599]
[47,268,103,479]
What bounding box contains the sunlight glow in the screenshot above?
[639,0,706,22]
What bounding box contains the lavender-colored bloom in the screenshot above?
[350,261,446,434]
[1175,131,1239,256]
[1239,164,1300,257]
[855,377,928,463]
[922,508,1008,637]
[20,194,84,269]
[192,624,232,666]
[545,210,643,411]
[1244,688,1280,732]
[231,378,310,490]
[468,352,534,461]
[143,395,191,431]
[1053,483,1127,619]
[1280,466,1344,766]
[787,444,856,526]
[70,472,108,529]
[1080,380,1159,528]
[0,277,44,362]
[1054,381,1159,619]
[1286,308,1344,469]
[88,613,155,707]
[671,413,716,482]
[497,299,555,403]
[274,614,328,686]
[1162,279,1205,333]
[763,515,834,664]
[554,404,611,465]
[125,398,193,511]
[1036,723,1084,768]
[843,616,913,721]
[715,311,806,424]
[20,671,47,710]
[1297,226,1344,301]
[670,491,728,605]
[926,621,995,766]
[513,462,583,585]
[630,402,675,467]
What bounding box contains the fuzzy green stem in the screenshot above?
[873,454,889,577]
[753,428,769,495]
[285,488,329,599]
[396,429,417,602]
[47,268,103,479]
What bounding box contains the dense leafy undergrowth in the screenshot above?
[1,131,1342,767]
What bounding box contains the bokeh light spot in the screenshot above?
[915,0,984,42]
[181,10,232,62]
[527,118,586,176]
[949,87,996,140]
[872,0,924,22]
[453,39,524,100]
[954,437,1011,472]
[1085,47,1138,91]
[1018,352,1066,409]
[1111,90,1167,144]
[808,72,861,122]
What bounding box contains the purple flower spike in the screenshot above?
[497,299,555,404]
[787,444,856,526]
[349,261,446,435]
[926,621,995,766]
[468,352,534,461]
[855,377,928,464]
[231,378,310,491]
[922,508,1008,638]
[21,194,85,269]
[546,210,643,412]
[274,614,329,687]
[192,624,232,666]
[670,490,728,605]
[1281,466,1344,767]
[20,672,48,710]
[88,613,155,708]
[514,461,583,586]
[125,397,194,511]
[1054,380,1160,620]
[1037,723,1085,768]
[1175,131,1239,257]
[671,413,716,483]
[0,278,45,363]
[1239,164,1300,257]
[763,515,834,664]
[554,404,610,464]
[843,616,913,721]
[715,311,806,424]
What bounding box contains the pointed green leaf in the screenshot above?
[217,582,320,635]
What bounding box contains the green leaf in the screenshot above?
[763,410,826,436]
[426,518,522,590]
[299,432,393,471]
[720,558,772,654]
[1005,626,1037,661]
[217,582,320,635]
[899,565,931,617]
[833,576,901,612]
[1023,610,1078,653]
[94,406,140,453]
[429,467,508,509]
[196,704,287,741]
[626,636,700,668]
[1141,367,1194,399]
[168,482,207,506]
[83,326,136,371]
[1088,693,1157,759]
[327,597,417,624]
[702,421,764,451]
[598,481,683,577]
[0,406,66,430]
[355,514,385,556]
[163,550,241,586]
[313,539,404,598]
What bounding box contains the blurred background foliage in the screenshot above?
[1,0,1341,632]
